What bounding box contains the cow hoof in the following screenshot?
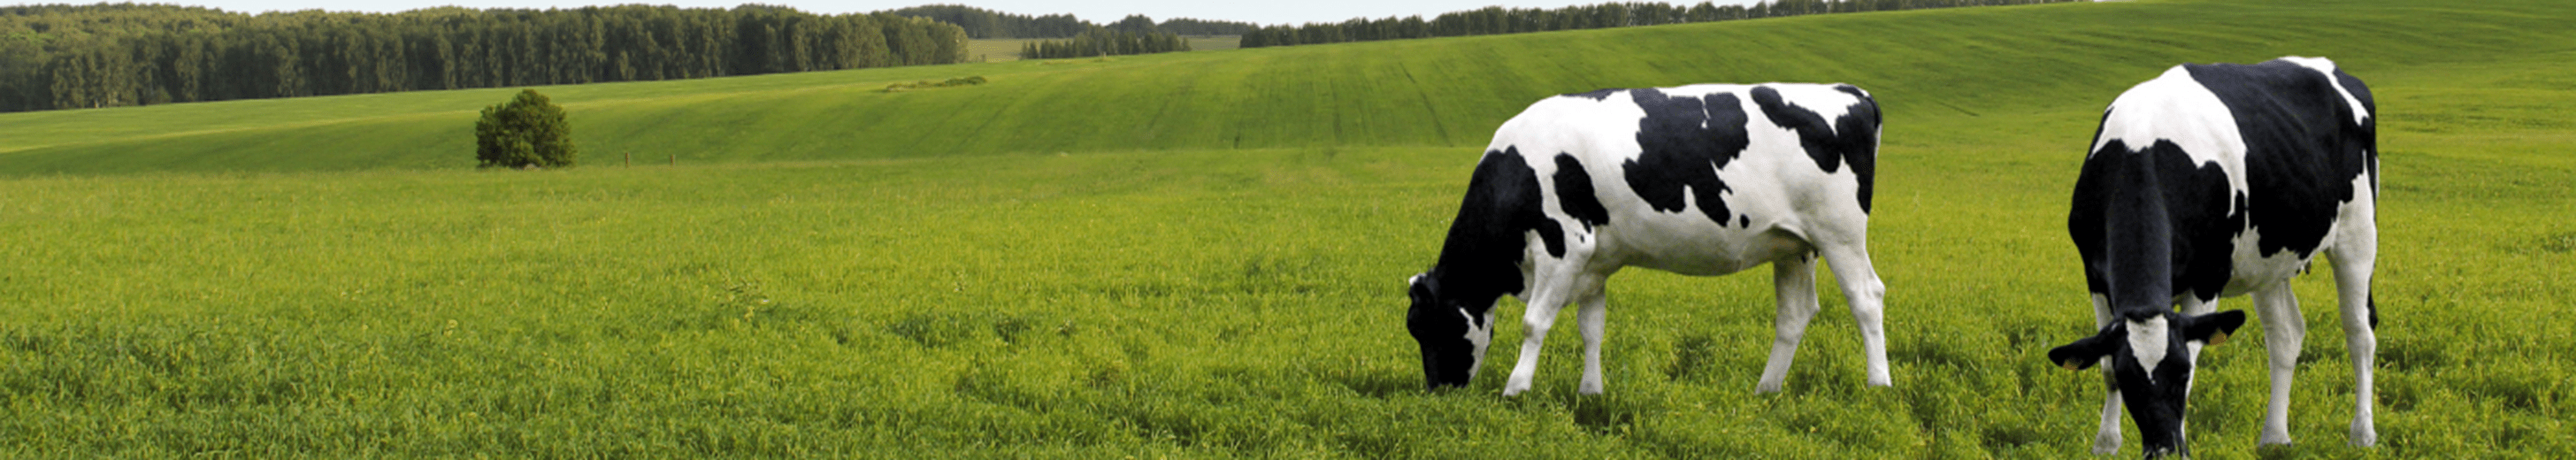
[1754,381,1783,394]
[2092,431,2121,456]
[2350,424,2378,447]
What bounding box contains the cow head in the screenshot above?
[2049,310,2247,457]
[1407,273,1494,390]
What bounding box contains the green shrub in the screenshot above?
[474,89,576,169]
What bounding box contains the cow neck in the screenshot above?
[1427,148,1554,314]
[2100,147,2178,317]
[1427,234,1527,315]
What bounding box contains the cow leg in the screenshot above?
[2251,283,2304,446]
[2174,295,2219,444]
[1817,241,1890,387]
[1503,271,1579,396]
[2176,295,2218,381]
[2330,218,2380,447]
[2089,294,2124,455]
[2180,295,2218,362]
[1576,279,1611,395]
[1756,253,1821,394]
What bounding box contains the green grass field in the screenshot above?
[4,0,2572,456]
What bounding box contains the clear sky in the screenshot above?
[6,1,1760,27]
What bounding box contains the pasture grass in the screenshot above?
[3,135,2566,457]
[3,0,2573,456]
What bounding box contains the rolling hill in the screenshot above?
[2,0,2567,177]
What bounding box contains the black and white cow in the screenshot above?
[2047,57,2379,457]
[1407,83,1889,395]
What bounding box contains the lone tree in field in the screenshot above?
[475,89,576,169]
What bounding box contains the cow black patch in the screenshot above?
[2185,61,2376,259]
[2069,139,2244,307]
[1429,147,1566,311]
[2367,294,2378,327]
[1552,154,1611,231]
[2334,71,2380,192]
[1752,85,1881,214]
[1621,88,1751,226]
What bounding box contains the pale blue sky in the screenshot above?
[8,1,1760,27]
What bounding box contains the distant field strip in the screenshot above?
[967,39,1040,62]
[962,36,1236,64]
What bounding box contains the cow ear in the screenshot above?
[1408,274,1436,304]
[2047,331,2119,371]
[2183,310,2248,347]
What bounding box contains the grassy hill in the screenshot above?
[3,0,2572,456]
[4,0,2567,177]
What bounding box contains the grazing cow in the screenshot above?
[1406,83,1889,395]
[2046,57,2379,457]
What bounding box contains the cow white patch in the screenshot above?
[2127,317,2172,381]
[1760,83,1867,128]
[2223,225,2318,297]
[2276,56,2372,125]
[1460,307,1493,378]
[2094,65,2250,211]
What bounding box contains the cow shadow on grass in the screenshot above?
[1490,387,1653,437]
[1311,357,1417,399]
[1568,393,1644,435]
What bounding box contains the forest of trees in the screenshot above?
[1017,27,1191,59]
[1241,0,2087,48]
[879,4,1087,39]
[1154,18,1254,36]
[882,4,1254,38]
[1,4,970,112]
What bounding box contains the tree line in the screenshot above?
[1154,18,1254,36]
[883,4,1254,38]
[879,4,1088,39]
[1017,27,1191,59]
[1241,0,2085,48]
[2,4,970,112]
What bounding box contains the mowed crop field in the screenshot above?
[965,39,1038,63]
[963,36,1236,63]
[4,0,2572,457]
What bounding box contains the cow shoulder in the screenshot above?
[2079,71,2250,301]
[1551,153,1611,231]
